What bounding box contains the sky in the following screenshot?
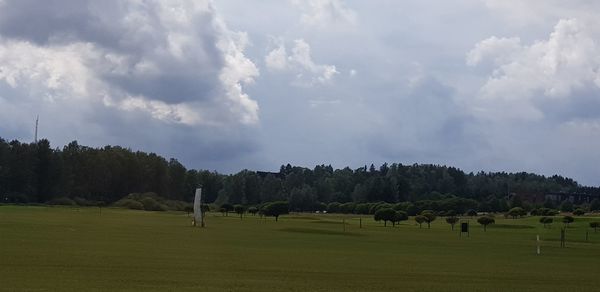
[1,0,600,186]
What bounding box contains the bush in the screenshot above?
[140,197,167,211]
[394,211,408,224]
[47,197,76,206]
[562,215,575,227]
[539,216,553,228]
[340,202,356,214]
[415,215,427,228]
[507,207,526,218]
[573,208,585,216]
[113,199,144,210]
[354,203,370,215]
[316,202,327,212]
[72,197,104,206]
[420,210,437,229]
[327,202,342,213]
[466,209,477,217]
[247,206,258,215]
[369,202,392,215]
[477,216,495,231]
[374,208,396,227]
[533,207,557,216]
[263,201,289,221]
[234,204,246,218]
[163,200,188,211]
[446,216,459,230]
[113,193,187,211]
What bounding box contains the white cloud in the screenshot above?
[483,1,600,24]
[292,0,357,27]
[0,0,259,126]
[265,39,338,85]
[265,44,288,70]
[468,18,600,120]
[466,36,521,66]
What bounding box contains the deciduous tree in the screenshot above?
[477,216,495,231]
[446,216,459,230]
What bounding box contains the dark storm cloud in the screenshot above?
[0,0,224,104]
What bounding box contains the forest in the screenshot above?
[1,137,598,212]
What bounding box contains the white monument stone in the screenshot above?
[193,187,203,227]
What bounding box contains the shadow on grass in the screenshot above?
[279,227,362,236]
[311,220,347,225]
[489,224,535,229]
[287,216,321,221]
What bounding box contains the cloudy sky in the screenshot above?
[1,0,600,185]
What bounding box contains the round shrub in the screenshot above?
[114,199,144,210]
[140,197,167,211]
[573,208,585,216]
[354,203,370,215]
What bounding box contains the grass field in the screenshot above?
[2,206,600,291]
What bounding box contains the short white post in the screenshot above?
[536,235,540,255]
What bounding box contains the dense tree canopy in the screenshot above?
[1,138,598,211]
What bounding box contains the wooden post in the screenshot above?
[359,217,362,229]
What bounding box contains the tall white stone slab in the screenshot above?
[193,187,202,226]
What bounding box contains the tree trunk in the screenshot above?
[427,222,431,229]
[384,221,387,227]
[484,225,487,232]
[451,224,454,231]
[275,215,278,222]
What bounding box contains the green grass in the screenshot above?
[1,206,600,291]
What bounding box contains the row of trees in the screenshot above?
[214,201,290,221]
[372,207,497,231]
[2,138,599,209]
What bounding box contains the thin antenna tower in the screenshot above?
[34,115,39,143]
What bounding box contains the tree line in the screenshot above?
[1,138,598,210]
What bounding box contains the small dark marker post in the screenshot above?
[560,228,566,248]
[343,218,346,232]
[359,217,362,229]
[460,221,469,237]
